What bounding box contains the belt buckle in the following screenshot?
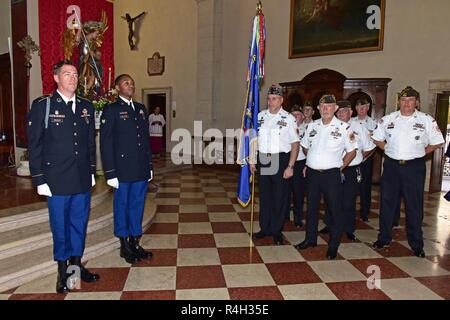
[399,160,406,165]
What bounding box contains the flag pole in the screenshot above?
[249,0,263,258]
[249,171,255,259]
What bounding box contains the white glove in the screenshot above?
[37,183,52,197]
[148,170,153,182]
[91,174,96,187]
[107,178,119,189]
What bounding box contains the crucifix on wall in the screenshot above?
[121,11,147,50]
[17,35,41,77]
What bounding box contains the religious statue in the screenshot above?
[63,11,108,96]
[121,12,147,50]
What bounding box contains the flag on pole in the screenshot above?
[237,1,266,207]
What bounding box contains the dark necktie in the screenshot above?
[67,101,74,114]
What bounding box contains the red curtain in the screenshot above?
[38,0,114,95]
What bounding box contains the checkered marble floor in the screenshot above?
[2,167,449,300]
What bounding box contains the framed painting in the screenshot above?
[289,0,385,58]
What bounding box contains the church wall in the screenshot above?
[113,0,198,145]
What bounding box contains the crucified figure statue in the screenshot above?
[121,12,147,50]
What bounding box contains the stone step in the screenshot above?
[0,179,110,233]
[0,193,114,261]
[0,195,156,293]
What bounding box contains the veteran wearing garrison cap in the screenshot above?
[335,100,376,240]
[250,84,300,245]
[26,60,99,293]
[294,94,357,260]
[302,101,316,126]
[372,86,444,257]
[100,74,154,264]
[350,98,378,222]
[285,105,307,227]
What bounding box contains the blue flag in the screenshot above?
[237,3,265,207]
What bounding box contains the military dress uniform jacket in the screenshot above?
[26,92,96,195]
[100,98,153,182]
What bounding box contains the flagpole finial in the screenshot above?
[256,1,262,13]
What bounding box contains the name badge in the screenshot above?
[49,112,65,124]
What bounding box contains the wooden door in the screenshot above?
[429,93,449,193]
[0,53,13,167]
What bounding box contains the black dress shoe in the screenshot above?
[360,217,369,222]
[326,247,338,260]
[273,235,283,246]
[129,236,153,260]
[372,240,390,250]
[346,233,357,241]
[56,260,70,294]
[319,226,329,234]
[294,240,317,250]
[69,257,100,283]
[252,231,266,240]
[119,237,140,264]
[413,249,425,258]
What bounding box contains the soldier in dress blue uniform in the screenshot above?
[250,84,300,245]
[350,98,378,222]
[100,74,153,264]
[294,94,357,260]
[372,86,445,257]
[26,60,100,293]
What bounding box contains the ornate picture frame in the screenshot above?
[289,0,385,59]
